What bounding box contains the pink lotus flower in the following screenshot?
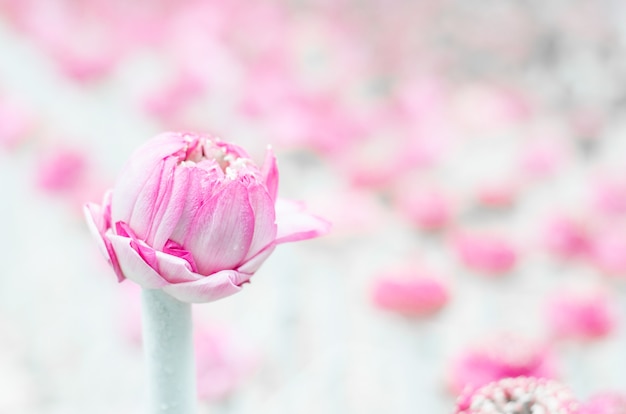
[85,132,330,303]
[546,289,617,341]
[589,228,626,276]
[455,377,579,414]
[453,232,517,275]
[35,146,88,194]
[447,333,558,396]
[371,268,450,317]
[394,188,453,231]
[543,215,590,260]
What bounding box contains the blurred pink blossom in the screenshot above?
[589,228,626,277]
[474,179,520,209]
[371,267,449,317]
[542,214,590,260]
[394,188,453,231]
[453,232,517,275]
[546,289,617,341]
[0,98,34,150]
[519,140,567,179]
[591,177,626,217]
[35,146,88,194]
[447,333,558,396]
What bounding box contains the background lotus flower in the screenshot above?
[455,376,579,414]
[85,131,330,303]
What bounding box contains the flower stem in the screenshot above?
[142,289,196,414]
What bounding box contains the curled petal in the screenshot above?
[163,270,253,303]
[261,146,279,202]
[274,199,331,244]
[107,234,170,289]
[155,250,203,284]
[84,194,124,282]
[244,184,277,262]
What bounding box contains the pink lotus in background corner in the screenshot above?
[84,131,330,303]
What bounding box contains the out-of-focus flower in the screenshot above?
[589,228,626,277]
[546,289,617,341]
[542,214,590,260]
[195,324,260,402]
[0,98,34,150]
[455,376,579,414]
[474,179,520,209]
[453,232,517,275]
[591,177,626,217]
[35,147,88,194]
[394,188,453,231]
[447,333,558,396]
[85,131,330,303]
[371,266,449,317]
[142,71,207,125]
[580,391,626,414]
[519,140,567,179]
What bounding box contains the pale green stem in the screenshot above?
[142,289,196,414]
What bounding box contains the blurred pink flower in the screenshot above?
[447,333,558,396]
[580,391,626,414]
[546,290,617,341]
[455,377,578,414]
[394,188,453,231]
[519,140,566,179]
[142,71,207,124]
[542,214,590,260]
[453,232,517,275]
[0,99,34,150]
[474,179,519,209]
[35,147,88,194]
[589,228,626,276]
[371,267,449,317]
[591,177,626,217]
[85,132,330,303]
[195,325,260,402]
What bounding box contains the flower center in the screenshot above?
[180,134,254,180]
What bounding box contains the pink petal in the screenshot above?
[162,270,252,303]
[244,184,277,262]
[84,193,124,282]
[169,165,206,245]
[84,201,109,259]
[238,244,276,274]
[107,234,169,289]
[148,165,192,250]
[155,250,203,284]
[274,198,331,244]
[184,181,255,275]
[125,157,177,241]
[110,133,186,224]
[261,146,279,201]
